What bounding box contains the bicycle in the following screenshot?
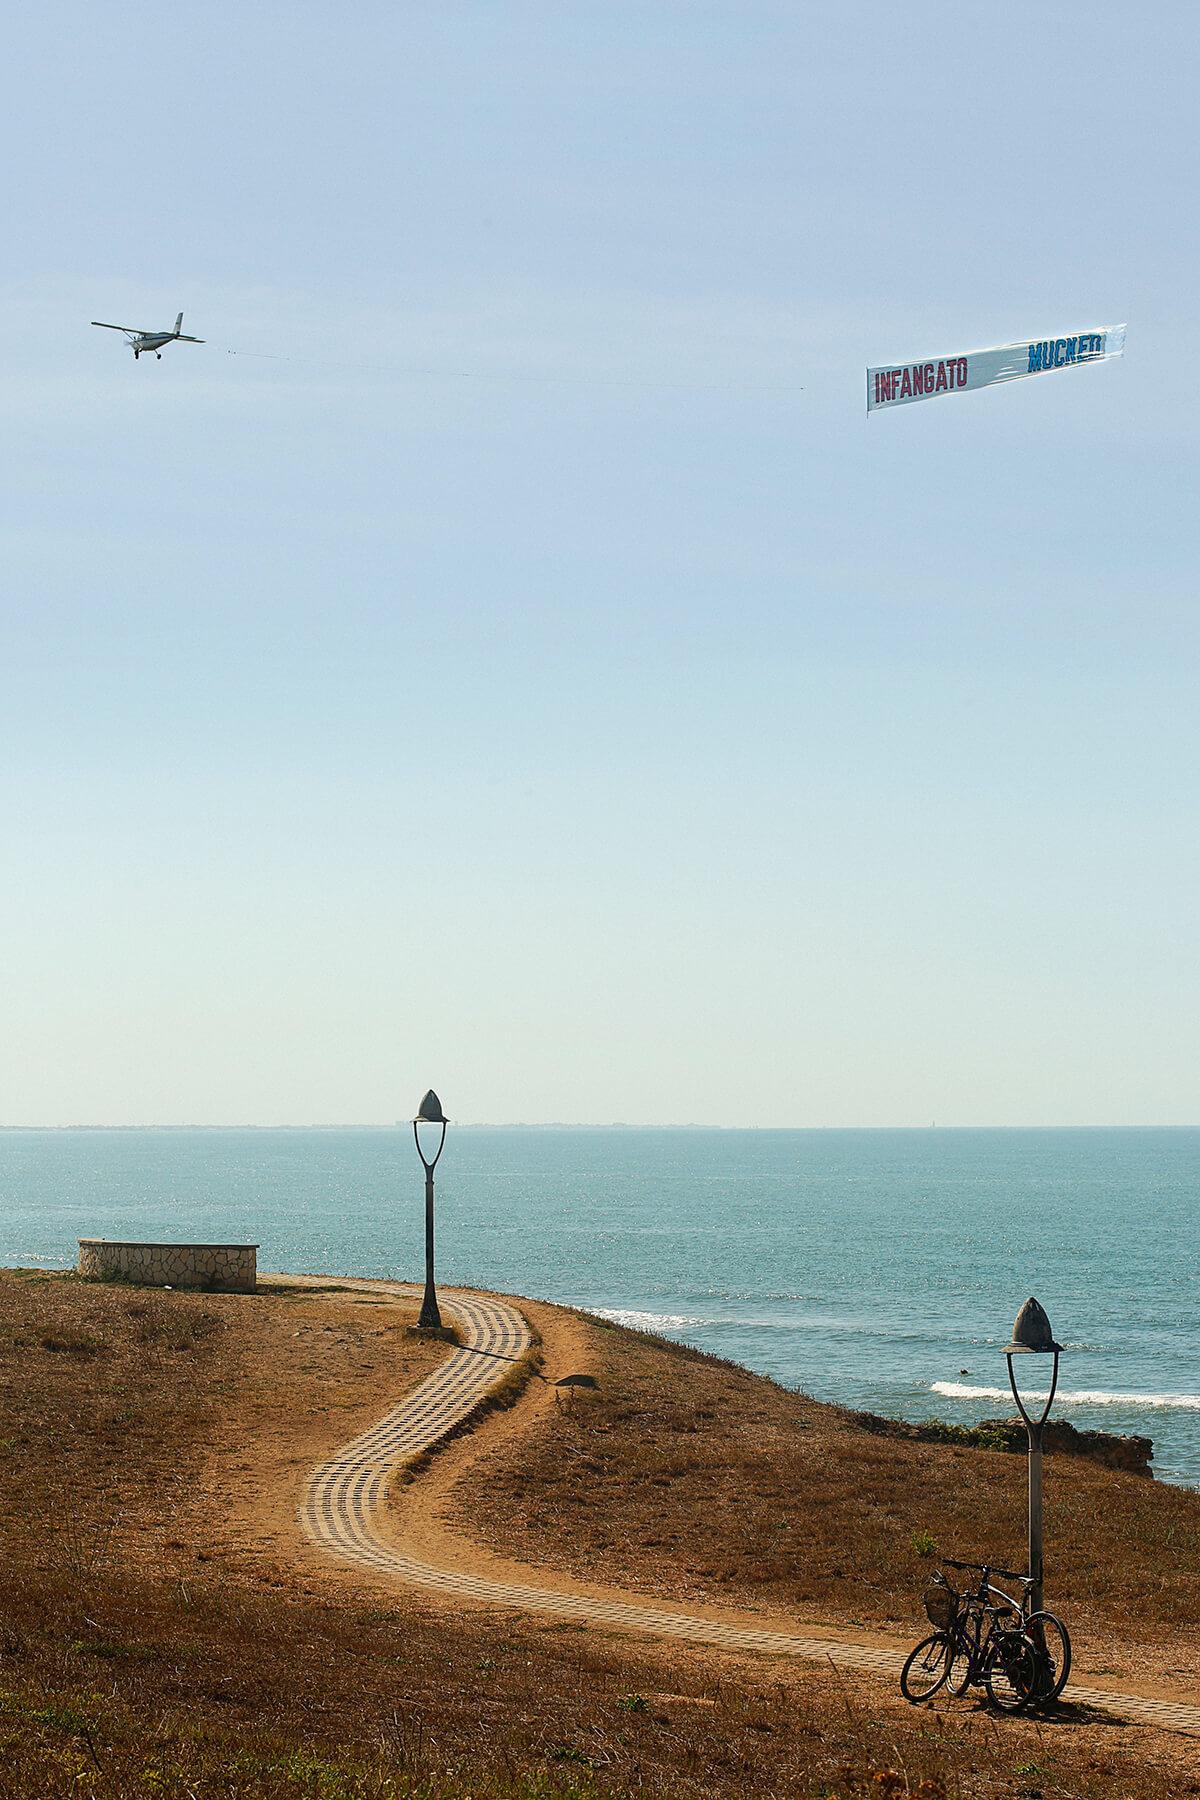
[941,1558,1071,1708]
[901,1563,1038,1711]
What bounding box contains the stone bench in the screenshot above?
[78,1239,257,1294]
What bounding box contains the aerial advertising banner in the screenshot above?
[866,323,1126,414]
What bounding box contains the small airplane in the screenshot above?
[91,311,204,360]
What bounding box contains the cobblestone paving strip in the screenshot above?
[299,1281,1200,1740]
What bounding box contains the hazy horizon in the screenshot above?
[3,1121,1198,1134]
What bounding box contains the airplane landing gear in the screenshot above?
[134,349,140,358]
[155,352,161,359]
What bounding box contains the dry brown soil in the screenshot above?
[1,1270,1197,1800]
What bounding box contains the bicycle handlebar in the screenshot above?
[943,1558,1031,1585]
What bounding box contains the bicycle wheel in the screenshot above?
[984,1633,1037,1713]
[944,1623,975,1695]
[1025,1611,1071,1705]
[901,1632,952,1703]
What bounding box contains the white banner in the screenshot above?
[866,323,1126,413]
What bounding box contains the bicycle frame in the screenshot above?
[941,1558,1068,1706]
[977,1574,1061,1682]
[903,1555,1067,1714]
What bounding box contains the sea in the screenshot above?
[2,1126,1197,1487]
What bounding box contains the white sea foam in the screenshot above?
[586,1307,822,1333]
[587,1307,709,1331]
[932,1381,1200,1412]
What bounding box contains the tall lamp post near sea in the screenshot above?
[1003,1297,1063,1617]
[413,1089,448,1330]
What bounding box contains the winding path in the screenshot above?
[299,1282,1200,1740]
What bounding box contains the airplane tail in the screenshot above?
[174,312,184,336]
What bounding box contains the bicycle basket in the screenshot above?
[923,1579,958,1630]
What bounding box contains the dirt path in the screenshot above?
[294,1278,1200,1740]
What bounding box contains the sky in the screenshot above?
[1,1,1197,1128]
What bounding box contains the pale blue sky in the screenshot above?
[2,2,1196,1126]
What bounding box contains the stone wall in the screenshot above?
[78,1239,257,1294]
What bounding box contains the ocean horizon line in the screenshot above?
[1,1121,1199,1135]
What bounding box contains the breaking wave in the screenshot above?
[932,1381,1200,1412]
[584,1309,943,1342]
[588,1307,710,1331]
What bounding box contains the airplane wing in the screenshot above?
[91,320,145,333]
[175,334,205,343]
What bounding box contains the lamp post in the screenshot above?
[413,1089,448,1330]
[1003,1297,1063,1617]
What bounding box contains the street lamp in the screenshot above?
[413,1089,448,1330]
[1003,1297,1063,1617]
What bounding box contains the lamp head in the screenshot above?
[415,1089,447,1125]
[1003,1296,1063,1356]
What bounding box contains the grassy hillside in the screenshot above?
[455,1305,1200,1677]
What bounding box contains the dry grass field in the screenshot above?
[1,1270,1197,1799]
